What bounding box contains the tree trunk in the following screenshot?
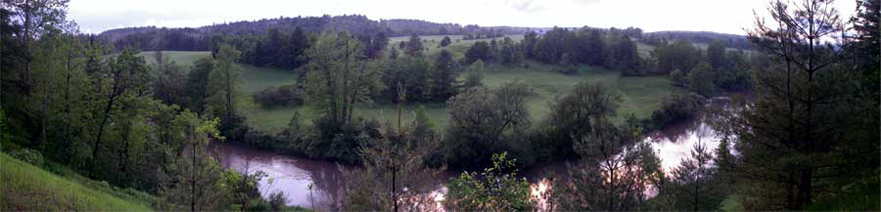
[93,94,117,160]
[797,168,813,209]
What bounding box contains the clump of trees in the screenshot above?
[0,2,272,210]
[443,81,533,168]
[648,92,705,130]
[653,39,753,97]
[240,27,313,70]
[533,82,622,160]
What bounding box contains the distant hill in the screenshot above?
[97,15,753,52]
[98,14,536,51]
[642,31,753,49]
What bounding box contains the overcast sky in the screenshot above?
[68,0,858,35]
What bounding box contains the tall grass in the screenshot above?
[0,153,153,211]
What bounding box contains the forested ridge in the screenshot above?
[98,15,536,52]
[1,0,878,211]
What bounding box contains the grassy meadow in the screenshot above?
[138,35,680,132]
[0,153,153,211]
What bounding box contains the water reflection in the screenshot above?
[213,97,734,209]
[642,96,731,172]
[213,144,345,209]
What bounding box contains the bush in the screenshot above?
[9,148,44,166]
[268,191,287,211]
[649,92,706,129]
[302,116,382,164]
[252,84,305,108]
[557,65,578,75]
[444,152,535,211]
[669,69,688,87]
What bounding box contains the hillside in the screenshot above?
[98,14,534,52]
[0,153,153,211]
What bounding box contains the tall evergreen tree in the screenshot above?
[429,49,457,101]
[405,33,423,57]
[728,0,875,209]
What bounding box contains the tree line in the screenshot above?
[0,1,290,210]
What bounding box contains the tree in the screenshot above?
[443,81,532,168]
[550,117,662,211]
[340,89,443,211]
[687,62,716,96]
[3,0,70,95]
[380,55,431,103]
[92,48,152,164]
[669,69,687,87]
[464,41,492,64]
[462,59,484,90]
[669,142,724,211]
[207,45,244,137]
[728,0,874,209]
[301,31,385,163]
[153,50,188,107]
[158,110,227,211]
[428,49,457,101]
[499,37,521,65]
[364,31,388,59]
[852,0,880,103]
[706,40,728,70]
[653,40,700,74]
[405,33,423,57]
[304,31,383,126]
[539,82,621,159]
[439,36,451,47]
[608,34,641,75]
[521,31,539,59]
[186,57,214,114]
[585,29,607,66]
[388,46,399,59]
[533,27,570,64]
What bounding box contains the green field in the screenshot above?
[238,59,678,132]
[1,153,153,211]
[389,34,525,60]
[139,35,679,132]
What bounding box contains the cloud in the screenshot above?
[506,0,546,13]
[571,0,601,6]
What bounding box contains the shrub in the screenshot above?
[9,148,44,166]
[649,92,706,129]
[444,152,535,211]
[268,191,287,211]
[252,84,305,108]
[557,65,578,75]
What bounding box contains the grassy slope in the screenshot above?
[0,153,153,211]
[140,35,679,132]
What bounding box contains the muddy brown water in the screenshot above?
[214,97,735,209]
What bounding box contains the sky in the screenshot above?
[68,0,858,35]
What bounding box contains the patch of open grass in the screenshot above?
[243,59,678,132]
[138,51,212,67]
[0,153,153,211]
[148,46,679,132]
[137,51,297,94]
[388,35,525,60]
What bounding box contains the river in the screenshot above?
[213,97,734,209]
